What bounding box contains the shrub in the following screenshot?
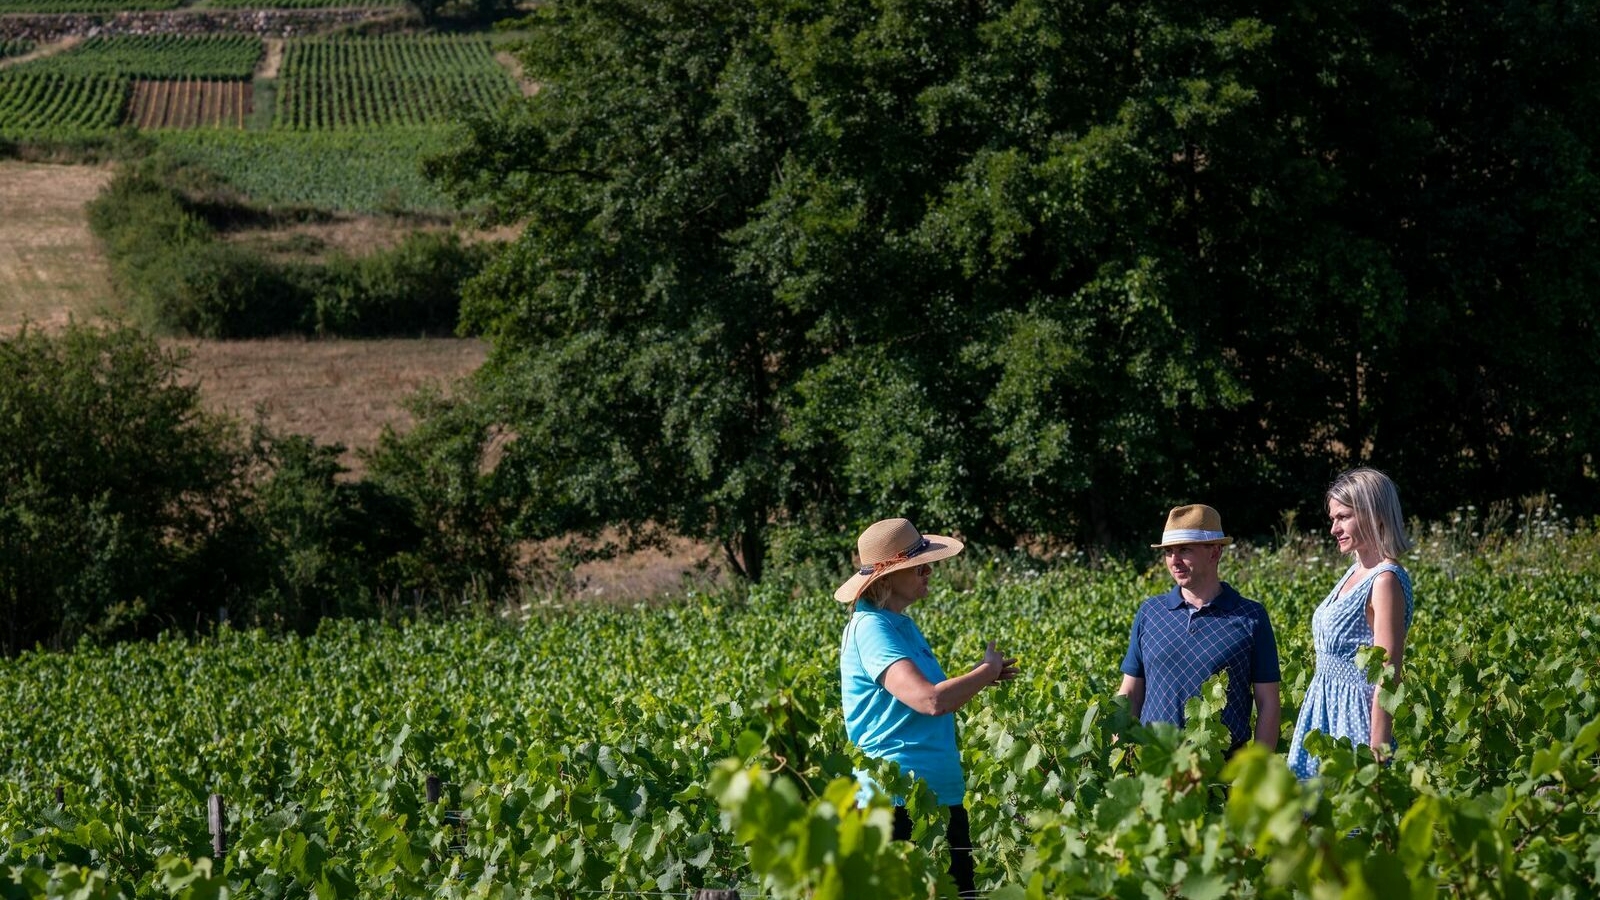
[308,231,487,337]
[0,325,243,653]
[88,162,488,338]
[207,430,423,632]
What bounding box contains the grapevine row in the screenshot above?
[0,72,126,135]
[15,34,262,80]
[0,38,36,60]
[0,0,180,11]
[274,36,515,130]
[0,538,1597,896]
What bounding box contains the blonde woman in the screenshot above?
[836,518,1018,898]
[1286,468,1416,779]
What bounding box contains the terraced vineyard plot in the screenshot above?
[0,72,127,136]
[129,78,251,129]
[15,34,262,80]
[204,0,402,7]
[0,38,35,60]
[0,0,180,11]
[274,35,518,130]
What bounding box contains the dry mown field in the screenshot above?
[0,161,116,329]
[0,160,486,471]
[175,337,488,473]
[0,161,712,597]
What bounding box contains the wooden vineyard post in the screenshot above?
[208,793,227,859]
[426,774,442,805]
[54,785,64,808]
[693,892,740,900]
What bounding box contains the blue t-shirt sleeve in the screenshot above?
[1251,608,1282,683]
[852,613,912,684]
[1120,606,1145,678]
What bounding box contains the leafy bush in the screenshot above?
[362,386,520,607]
[87,162,488,338]
[208,430,425,632]
[307,232,490,337]
[0,325,242,653]
[0,326,514,651]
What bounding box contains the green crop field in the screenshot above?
[0,30,522,213]
[0,0,179,11]
[273,35,517,131]
[154,128,459,212]
[14,35,263,80]
[2,516,1596,897]
[0,38,35,59]
[0,72,128,137]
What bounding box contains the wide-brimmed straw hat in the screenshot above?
[1150,504,1235,548]
[834,518,964,603]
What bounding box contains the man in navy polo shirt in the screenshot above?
[1117,504,1281,752]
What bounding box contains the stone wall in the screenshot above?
[0,8,409,43]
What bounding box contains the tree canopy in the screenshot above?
[429,0,1600,576]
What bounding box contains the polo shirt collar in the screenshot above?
[1164,582,1241,611]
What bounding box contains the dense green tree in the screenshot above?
[431,0,1600,574]
[0,326,242,652]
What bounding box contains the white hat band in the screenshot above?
[1161,528,1226,544]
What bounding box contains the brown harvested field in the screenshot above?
[0,161,116,331]
[129,79,251,130]
[0,161,491,468]
[0,163,698,599]
[174,337,489,475]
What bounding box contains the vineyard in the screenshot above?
[202,0,403,9]
[0,27,523,212]
[0,71,126,135]
[273,36,517,130]
[0,37,34,58]
[1,518,1596,897]
[0,0,179,12]
[17,34,262,80]
[128,78,250,129]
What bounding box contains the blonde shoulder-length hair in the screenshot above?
[1327,467,1414,559]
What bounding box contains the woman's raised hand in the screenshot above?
[984,640,1021,685]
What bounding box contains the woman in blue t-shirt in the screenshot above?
[835,517,1019,897]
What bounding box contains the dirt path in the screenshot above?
[0,35,82,70]
[495,51,539,96]
[257,37,283,79]
[0,161,116,332]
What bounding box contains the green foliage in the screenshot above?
[0,325,242,654]
[0,537,1598,896]
[154,129,460,214]
[86,162,488,337]
[274,36,517,131]
[214,430,409,632]
[433,0,1600,573]
[307,232,491,337]
[0,325,515,650]
[13,35,263,80]
[362,386,520,604]
[0,73,128,137]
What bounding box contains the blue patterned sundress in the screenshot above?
[1286,561,1414,779]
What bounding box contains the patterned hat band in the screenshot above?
[858,537,932,576]
[1159,528,1227,545]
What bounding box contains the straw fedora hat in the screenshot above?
[1150,504,1235,548]
[834,518,965,603]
